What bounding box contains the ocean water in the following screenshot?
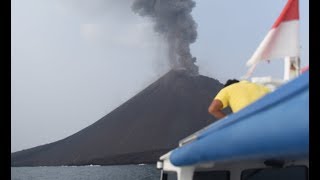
[11,164,160,180]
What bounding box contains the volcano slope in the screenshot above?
[12,70,230,166]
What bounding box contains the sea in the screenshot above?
[11,164,160,180]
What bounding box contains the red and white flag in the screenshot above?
[245,0,300,77]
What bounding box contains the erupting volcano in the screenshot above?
[11,70,229,166]
[132,0,199,75]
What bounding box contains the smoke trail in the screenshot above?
[132,0,199,75]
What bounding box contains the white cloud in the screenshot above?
[80,23,102,42]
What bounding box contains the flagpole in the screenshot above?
[284,56,300,81]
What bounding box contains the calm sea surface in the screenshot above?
[11,164,160,180]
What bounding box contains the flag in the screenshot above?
[244,0,300,78]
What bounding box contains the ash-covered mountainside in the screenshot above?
[12,70,229,166]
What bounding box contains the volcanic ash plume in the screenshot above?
[132,0,199,75]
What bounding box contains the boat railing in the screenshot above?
[178,124,213,146]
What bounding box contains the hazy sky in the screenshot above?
[11,0,309,152]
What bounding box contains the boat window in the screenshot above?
[161,171,177,180]
[193,170,230,180]
[241,165,308,180]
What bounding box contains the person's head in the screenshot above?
[224,79,239,87]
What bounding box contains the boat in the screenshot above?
[156,0,309,179]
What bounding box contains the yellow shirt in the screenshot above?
[214,80,270,113]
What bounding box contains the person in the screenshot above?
[208,79,270,120]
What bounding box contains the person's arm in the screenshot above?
[208,99,226,119]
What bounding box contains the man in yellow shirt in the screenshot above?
[208,79,270,120]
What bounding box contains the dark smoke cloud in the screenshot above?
[132,0,199,75]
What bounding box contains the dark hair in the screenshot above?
[224,79,239,87]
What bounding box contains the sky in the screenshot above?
[11,0,309,152]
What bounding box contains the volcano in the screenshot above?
[11,70,229,166]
